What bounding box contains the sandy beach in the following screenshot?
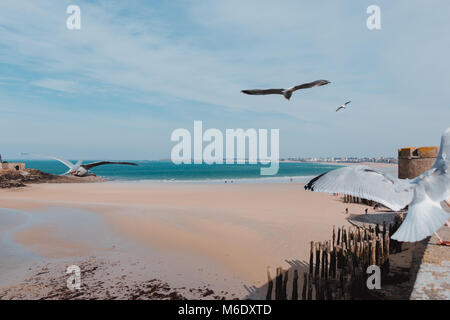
[0,179,378,299]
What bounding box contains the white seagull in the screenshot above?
[336,101,351,112]
[304,128,450,245]
[22,153,137,177]
[241,80,330,101]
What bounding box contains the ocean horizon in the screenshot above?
[9,160,341,183]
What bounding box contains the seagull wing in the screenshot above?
[304,165,414,211]
[336,106,345,112]
[241,89,284,95]
[345,101,351,105]
[392,129,450,242]
[81,161,138,170]
[22,153,74,170]
[292,80,330,91]
[391,182,450,242]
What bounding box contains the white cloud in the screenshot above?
[31,78,79,93]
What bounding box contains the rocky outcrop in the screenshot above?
[0,169,104,188]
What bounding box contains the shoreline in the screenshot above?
[0,161,397,189]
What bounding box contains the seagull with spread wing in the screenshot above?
[304,128,450,245]
[22,153,137,177]
[336,101,351,112]
[241,80,330,100]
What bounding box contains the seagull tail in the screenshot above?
[392,193,450,242]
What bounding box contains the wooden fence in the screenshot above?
[266,214,404,300]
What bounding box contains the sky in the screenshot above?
[0,0,449,160]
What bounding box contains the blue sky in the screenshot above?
[0,0,449,160]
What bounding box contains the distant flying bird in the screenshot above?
[241,80,330,100]
[22,153,137,177]
[336,101,351,112]
[304,128,450,245]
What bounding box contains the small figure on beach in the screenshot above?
[345,208,349,214]
[365,208,368,215]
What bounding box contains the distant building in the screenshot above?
[0,162,26,172]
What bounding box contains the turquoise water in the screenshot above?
[10,160,340,182]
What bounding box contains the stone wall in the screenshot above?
[0,162,26,171]
[398,146,438,179]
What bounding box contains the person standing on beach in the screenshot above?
[365,208,368,215]
[345,208,348,214]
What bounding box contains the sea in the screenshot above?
[9,160,341,183]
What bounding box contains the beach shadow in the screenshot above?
[347,212,403,228]
[373,239,428,300]
[243,259,309,300]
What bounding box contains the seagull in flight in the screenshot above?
[241,80,330,101]
[22,153,137,177]
[304,128,450,245]
[336,101,351,112]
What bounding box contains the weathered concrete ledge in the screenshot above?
[410,225,450,300]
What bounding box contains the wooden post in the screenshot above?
[384,231,390,275]
[342,226,347,249]
[364,241,369,268]
[388,223,393,253]
[266,267,273,300]
[292,269,298,300]
[315,242,321,280]
[350,241,355,268]
[331,245,337,279]
[379,236,384,267]
[385,231,390,262]
[282,269,288,300]
[302,272,307,300]
[370,239,376,266]
[332,225,336,248]
[355,241,361,267]
[309,241,314,275]
[376,236,381,266]
[307,274,313,300]
[321,242,326,279]
[324,241,329,280]
[275,267,282,300]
